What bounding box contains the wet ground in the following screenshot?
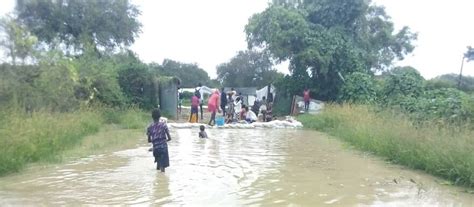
[0,129,472,206]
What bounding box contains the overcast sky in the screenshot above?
[1,0,474,79]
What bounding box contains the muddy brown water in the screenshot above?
[0,129,472,206]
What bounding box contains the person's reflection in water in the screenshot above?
[152,173,171,205]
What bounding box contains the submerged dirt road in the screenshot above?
[0,129,472,206]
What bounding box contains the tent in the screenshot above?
[256,84,276,102]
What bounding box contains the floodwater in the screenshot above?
[0,129,473,206]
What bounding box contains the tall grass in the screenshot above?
[101,107,149,129]
[0,107,149,176]
[298,104,474,188]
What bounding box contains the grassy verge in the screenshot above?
[298,104,474,188]
[63,125,145,160]
[0,107,149,176]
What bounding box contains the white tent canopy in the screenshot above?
[256,84,276,101]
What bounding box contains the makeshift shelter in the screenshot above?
[256,84,276,103]
[290,95,324,115]
[159,77,180,119]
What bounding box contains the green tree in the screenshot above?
[340,72,377,104]
[381,66,424,105]
[0,15,38,65]
[116,51,158,109]
[217,50,283,88]
[151,59,211,88]
[73,48,126,106]
[426,74,474,93]
[245,0,416,100]
[15,0,141,53]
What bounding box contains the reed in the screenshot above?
[0,107,148,176]
[298,104,474,187]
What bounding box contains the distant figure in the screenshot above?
[177,87,183,115]
[251,99,261,116]
[259,96,267,121]
[195,83,204,120]
[207,90,221,126]
[199,125,208,138]
[267,91,274,103]
[265,102,273,122]
[189,93,200,123]
[234,97,242,121]
[244,106,257,123]
[303,87,310,112]
[240,104,247,120]
[230,88,237,101]
[220,87,227,117]
[147,108,172,172]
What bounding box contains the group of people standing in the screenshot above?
[187,84,273,126]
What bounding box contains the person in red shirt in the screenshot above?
[189,93,200,123]
[207,90,221,126]
[303,87,310,112]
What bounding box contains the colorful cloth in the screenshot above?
[304,90,310,102]
[208,92,220,112]
[191,96,200,108]
[147,122,169,149]
[147,122,170,169]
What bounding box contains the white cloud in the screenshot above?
[373,0,474,78]
[1,0,474,79]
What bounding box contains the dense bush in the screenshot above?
[0,106,148,176]
[339,72,377,104]
[380,66,425,105]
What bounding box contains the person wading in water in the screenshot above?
[147,109,172,172]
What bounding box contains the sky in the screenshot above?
[1,0,474,79]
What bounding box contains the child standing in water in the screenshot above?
[198,125,208,138]
[147,109,172,172]
[189,93,200,123]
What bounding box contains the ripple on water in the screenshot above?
[0,129,472,206]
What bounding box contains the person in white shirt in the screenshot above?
[244,106,257,123]
[230,88,237,101]
[234,97,242,121]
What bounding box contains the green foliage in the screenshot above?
[272,94,292,116]
[340,72,377,103]
[245,1,416,100]
[0,108,103,175]
[0,106,148,175]
[16,0,142,52]
[426,74,474,93]
[217,50,283,88]
[0,15,38,65]
[73,50,127,107]
[180,91,194,101]
[101,107,148,129]
[398,89,474,124]
[298,105,474,187]
[118,60,151,106]
[381,66,424,104]
[151,59,211,88]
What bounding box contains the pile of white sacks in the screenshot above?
[166,116,303,129]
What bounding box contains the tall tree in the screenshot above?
[0,15,38,65]
[151,59,211,88]
[15,0,141,53]
[245,0,417,100]
[217,50,282,88]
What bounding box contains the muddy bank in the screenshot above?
[0,129,472,205]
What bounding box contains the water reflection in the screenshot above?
[0,129,472,206]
